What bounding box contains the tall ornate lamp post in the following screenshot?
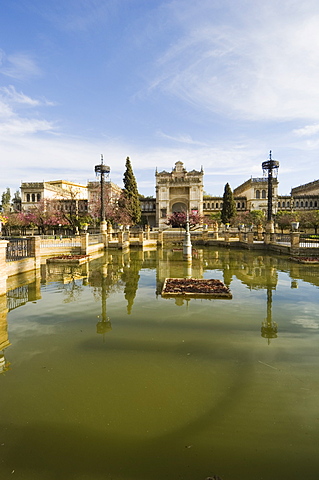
[95,155,110,233]
[262,151,279,223]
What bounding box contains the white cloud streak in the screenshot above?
[150,0,319,121]
[0,49,42,79]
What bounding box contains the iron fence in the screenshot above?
[6,238,33,262]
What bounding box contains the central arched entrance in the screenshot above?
[172,202,187,213]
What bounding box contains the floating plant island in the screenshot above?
[162,278,232,299]
[46,255,89,265]
[290,257,319,264]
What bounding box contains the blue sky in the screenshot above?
[1,0,319,199]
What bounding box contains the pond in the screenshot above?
[1,247,319,480]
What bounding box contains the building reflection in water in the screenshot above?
[4,247,319,366]
[1,274,42,373]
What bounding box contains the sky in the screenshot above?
[1,0,319,199]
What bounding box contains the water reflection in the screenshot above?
[261,287,278,344]
[2,247,319,367]
[2,247,319,480]
[96,263,112,339]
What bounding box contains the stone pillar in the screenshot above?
[264,220,274,245]
[30,236,41,270]
[81,233,89,255]
[157,231,163,246]
[100,220,107,234]
[183,223,192,261]
[0,241,8,296]
[291,232,300,247]
[212,223,219,240]
[118,231,124,249]
[0,294,9,353]
[290,232,300,256]
[247,232,254,244]
[101,233,108,249]
[139,230,144,244]
[257,224,263,241]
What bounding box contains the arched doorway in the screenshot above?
[172,202,187,213]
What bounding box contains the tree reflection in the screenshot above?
[121,251,143,314]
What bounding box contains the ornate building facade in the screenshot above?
[19,162,319,228]
[155,161,204,228]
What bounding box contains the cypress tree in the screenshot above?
[123,157,141,224]
[221,183,237,224]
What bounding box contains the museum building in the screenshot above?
[20,161,319,228]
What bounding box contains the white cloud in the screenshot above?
[0,85,56,136]
[156,130,210,146]
[0,85,54,107]
[150,0,319,121]
[0,50,42,79]
[293,124,319,137]
[0,118,55,136]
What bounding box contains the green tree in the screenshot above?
[123,157,141,225]
[299,210,319,234]
[221,183,236,224]
[276,210,298,233]
[12,190,21,211]
[1,188,11,213]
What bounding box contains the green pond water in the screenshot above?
[1,247,319,480]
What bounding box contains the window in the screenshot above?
[300,201,304,207]
[203,203,206,209]
[315,201,318,208]
[237,202,240,208]
[31,193,35,202]
[216,203,219,208]
[26,193,30,202]
[161,208,167,218]
[305,201,308,207]
[256,190,260,199]
[242,202,245,208]
[37,193,41,201]
[296,201,299,207]
[262,190,266,199]
[207,203,210,209]
[287,201,290,207]
[278,202,281,208]
[310,201,313,207]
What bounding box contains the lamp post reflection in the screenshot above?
[261,287,278,344]
[96,265,112,340]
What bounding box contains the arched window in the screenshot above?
[278,202,281,208]
[37,193,41,201]
[26,193,30,202]
[262,190,266,199]
[203,203,206,209]
[256,190,260,199]
[242,202,245,208]
[305,201,308,207]
[296,201,299,207]
[216,203,219,208]
[287,201,290,207]
[282,201,285,208]
[315,201,318,208]
[31,193,35,202]
[237,202,240,208]
[310,201,313,207]
[207,203,210,209]
[300,201,303,207]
